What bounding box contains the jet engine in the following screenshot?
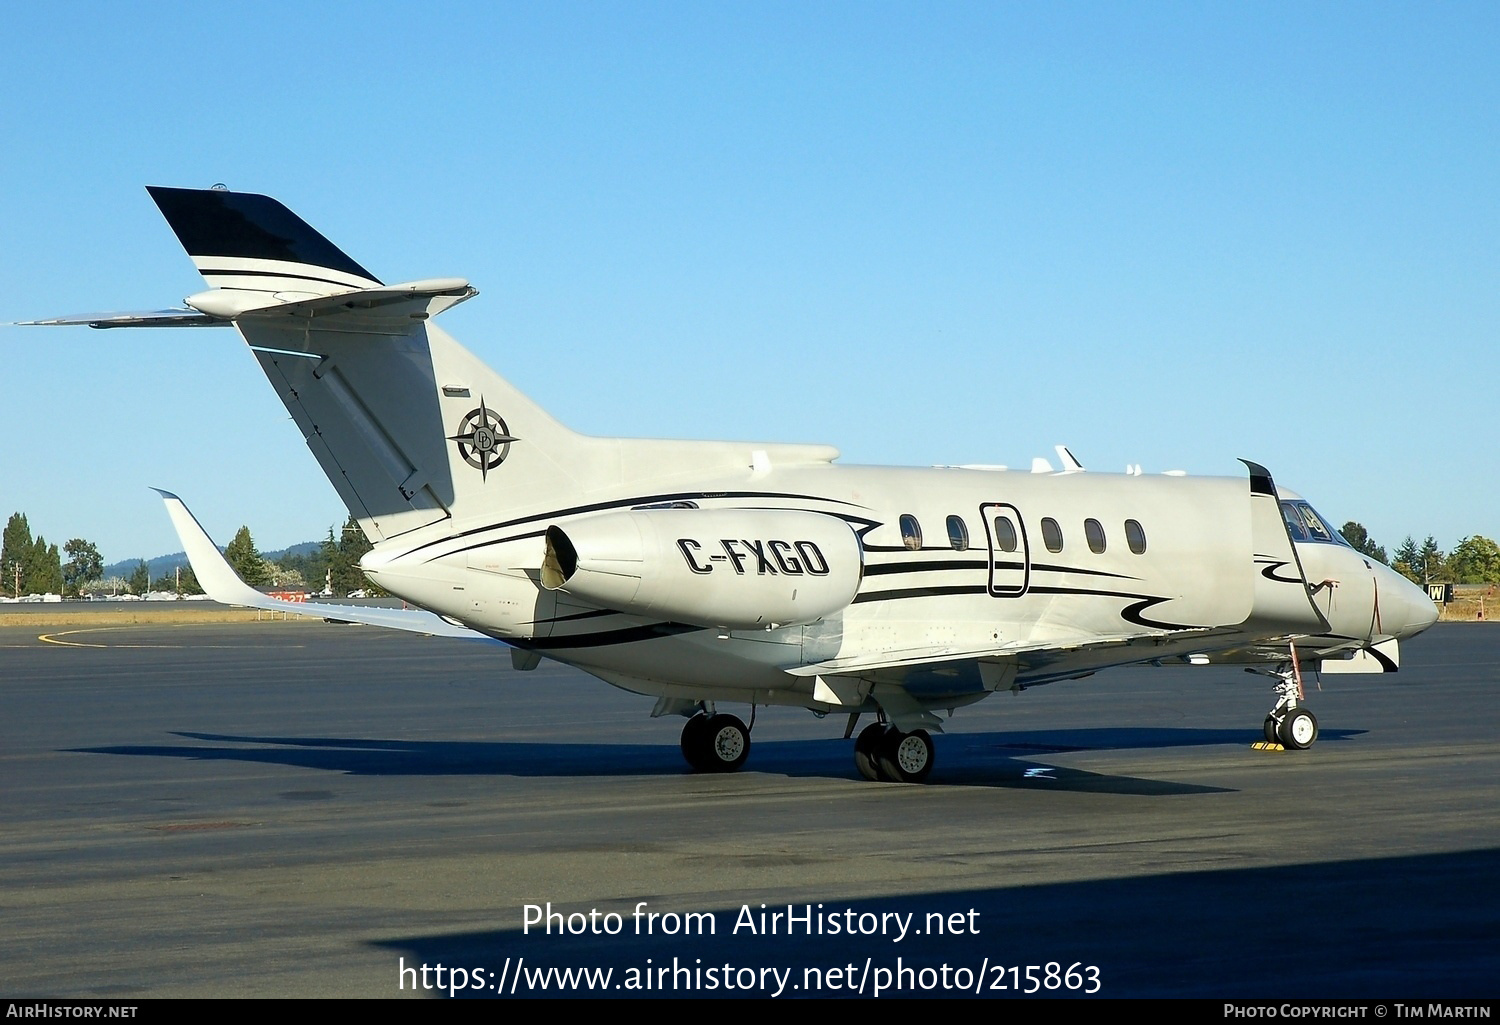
[540,508,862,629]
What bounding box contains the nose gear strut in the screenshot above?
[1247,640,1321,750]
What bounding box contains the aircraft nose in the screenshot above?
[1382,569,1439,639]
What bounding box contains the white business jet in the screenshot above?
[25,187,1439,782]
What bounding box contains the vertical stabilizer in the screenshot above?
[147,187,593,544]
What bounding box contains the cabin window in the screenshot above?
[946,515,969,551]
[900,514,923,551]
[993,515,1018,553]
[1125,519,1147,554]
[1041,517,1063,553]
[1085,518,1106,554]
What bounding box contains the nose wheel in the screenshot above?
[1277,706,1319,749]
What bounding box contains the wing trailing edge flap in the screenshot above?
[155,489,495,641]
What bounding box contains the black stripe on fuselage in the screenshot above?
[528,608,615,626]
[407,490,871,563]
[861,558,1139,582]
[853,583,1201,631]
[854,581,1165,605]
[517,622,703,650]
[852,585,986,603]
[863,559,989,576]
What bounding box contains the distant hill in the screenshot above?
[103,540,322,580]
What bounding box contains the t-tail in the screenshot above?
[43,187,596,545]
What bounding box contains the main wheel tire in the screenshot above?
[876,728,934,784]
[1278,707,1319,750]
[700,713,751,772]
[1263,715,1280,744]
[680,714,712,771]
[854,723,890,782]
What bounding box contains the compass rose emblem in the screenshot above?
[450,398,517,480]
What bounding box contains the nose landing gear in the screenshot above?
[1252,641,1320,750]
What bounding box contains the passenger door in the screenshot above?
[981,503,1030,597]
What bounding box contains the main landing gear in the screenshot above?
[1253,643,1320,750]
[853,721,934,783]
[680,710,751,772]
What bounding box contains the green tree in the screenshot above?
[25,536,63,595]
[321,522,362,596]
[1393,536,1419,582]
[1419,536,1446,585]
[1445,536,1500,584]
[1394,535,1447,585]
[178,564,202,595]
[63,538,104,597]
[1338,522,1388,564]
[151,565,203,595]
[3,513,32,597]
[311,517,385,597]
[128,560,149,596]
[337,516,382,596]
[224,526,270,587]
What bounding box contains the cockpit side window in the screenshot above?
[1281,503,1309,542]
[1280,501,1348,546]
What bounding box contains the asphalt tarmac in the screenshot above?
[2,620,1496,998]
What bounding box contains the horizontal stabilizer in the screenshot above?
[18,309,228,329]
[230,278,476,323]
[19,280,477,331]
[155,490,495,641]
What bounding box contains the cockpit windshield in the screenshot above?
[1280,501,1348,546]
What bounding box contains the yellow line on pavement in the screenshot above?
[35,627,302,649]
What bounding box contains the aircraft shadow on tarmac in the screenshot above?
[68,725,1360,793]
[369,846,1500,999]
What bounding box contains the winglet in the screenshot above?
[154,488,277,607]
[153,490,498,641]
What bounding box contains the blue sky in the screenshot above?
[2,2,1495,564]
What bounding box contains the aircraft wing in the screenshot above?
[156,490,496,641]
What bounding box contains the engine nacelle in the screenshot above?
[540,509,862,629]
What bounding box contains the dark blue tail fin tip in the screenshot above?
[146,186,380,285]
